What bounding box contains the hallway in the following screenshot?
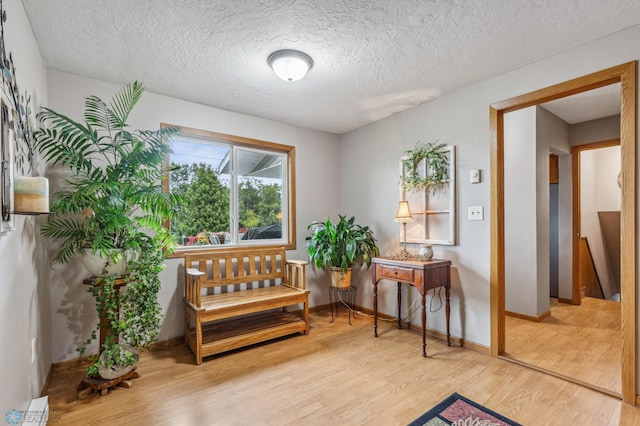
[504,297,621,395]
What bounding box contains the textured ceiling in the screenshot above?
[21,0,640,134]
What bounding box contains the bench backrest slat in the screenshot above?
[185,247,288,288]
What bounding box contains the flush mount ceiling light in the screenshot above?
[267,49,313,82]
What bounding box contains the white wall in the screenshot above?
[571,114,621,299]
[580,145,621,298]
[571,115,621,146]
[0,0,49,417]
[557,152,573,300]
[338,24,640,350]
[502,106,570,318]
[536,107,571,309]
[504,108,538,316]
[46,70,341,362]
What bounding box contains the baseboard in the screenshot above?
[505,310,551,322]
[500,353,622,400]
[51,355,93,371]
[558,298,578,305]
[402,321,490,355]
[354,306,490,355]
[148,335,184,350]
[43,335,187,395]
[309,303,332,314]
[40,364,54,397]
[42,309,492,397]
[457,338,491,355]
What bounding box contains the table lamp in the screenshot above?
[395,201,413,252]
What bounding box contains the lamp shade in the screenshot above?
[268,49,313,82]
[395,201,413,223]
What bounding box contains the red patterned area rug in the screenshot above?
[408,393,522,426]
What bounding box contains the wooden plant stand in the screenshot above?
[77,369,139,399]
[76,276,140,399]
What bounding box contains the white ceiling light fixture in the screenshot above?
[268,49,313,82]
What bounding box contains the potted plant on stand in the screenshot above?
[306,215,379,288]
[33,81,184,384]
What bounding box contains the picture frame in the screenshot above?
[0,94,14,233]
[399,144,456,245]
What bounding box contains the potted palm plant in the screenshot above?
[306,215,379,288]
[33,81,184,379]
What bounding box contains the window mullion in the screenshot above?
[230,146,239,245]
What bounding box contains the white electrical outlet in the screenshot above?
[468,206,483,221]
[31,337,36,363]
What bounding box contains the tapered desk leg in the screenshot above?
[374,282,378,337]
[421,292,427,357]
[397,282,402,329]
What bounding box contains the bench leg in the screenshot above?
[184,309,190,347]
[304,297,310,334]
[195,315,203,365]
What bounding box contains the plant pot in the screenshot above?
[97,343,139,380]
[330,267,352,288]
[81,249,128,277]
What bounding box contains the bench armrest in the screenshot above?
[185,268,205,307]
[285,259,308,290]
[187,268,206,277]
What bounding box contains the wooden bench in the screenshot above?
[183,247,309,364]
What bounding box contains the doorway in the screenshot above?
[504,136,622,396]
[573,140,622,304]
[489,62,636,404]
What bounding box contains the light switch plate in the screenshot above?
[468,206,483,221]
[470,169,481,184]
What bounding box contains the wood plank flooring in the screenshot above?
[505,297,621,395]
[45,309,640,425]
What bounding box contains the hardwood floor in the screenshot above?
[505,297,621,396]
[45,309,640,425]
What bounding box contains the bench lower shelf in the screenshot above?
[186,310,307,360]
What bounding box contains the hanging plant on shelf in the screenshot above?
[400,141,449,195]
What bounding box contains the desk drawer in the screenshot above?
[376,264,414,283]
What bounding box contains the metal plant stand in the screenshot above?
[329,285,357,325]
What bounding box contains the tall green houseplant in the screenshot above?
[33,81,184,378]
[34,81,182,264]
[306,215,379,288]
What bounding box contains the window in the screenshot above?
[163,125,296,251]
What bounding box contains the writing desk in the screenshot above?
[371,257,451,357]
